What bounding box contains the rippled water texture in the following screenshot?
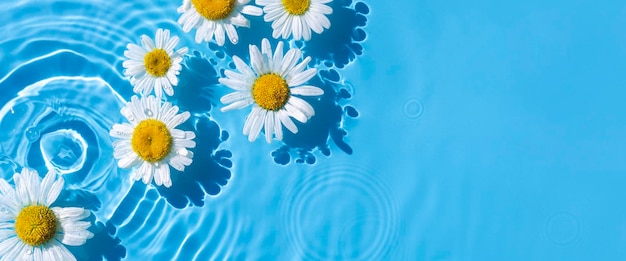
[0,0,388,260]
[5,0,625,260]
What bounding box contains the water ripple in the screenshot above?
[0,76,129,220]
[281,164,400,260]
[110,185,241,260]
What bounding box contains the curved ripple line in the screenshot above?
[0,76,130,220]
[281,164,400,260]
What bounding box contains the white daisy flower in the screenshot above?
[257,0,333,41]
[219,38,324,143]
[0,168,93,261]
[109,95,196,188]
[122,28,188,98]
[177,0,263,46]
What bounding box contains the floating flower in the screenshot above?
[123,28,188,98]
[219,38,323,143]
[177,0,263,46]
[257,0,333,41]
[109,95,196,188]
[0,168,93,261]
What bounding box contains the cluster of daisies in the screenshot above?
[111,1,332,187]
[0,1,334,260]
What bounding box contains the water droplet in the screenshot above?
[25,127,40,142]
[403,98,423,119]
[40,129,88,175]
[128,115,135,121]
[0,207,8,214]
[144,109,153,117]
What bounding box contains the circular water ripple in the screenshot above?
[282,164,400,260]
[544,211,582,246]
[110,185,243,260]
[0,77,129,219]
[0,0,199,219]
[403,98,424,119]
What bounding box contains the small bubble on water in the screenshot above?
[25,127,40,142]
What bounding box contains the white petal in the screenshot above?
[0,237,22,260]
[117,154,141,169]
[243,107,262,135]
[158,164,172,188]
[43,241,77,261]
[278,109,298,133]
[288,68,317,86]
[224,24,239,45]
[242,5,263,16]
[264,112,275,143]
[220,92,252,104]
[288,96,316,118]
[141,34,155,50]
[219,78,251,91]
[290,86,324,96]
[215,24,226,46]
[233,56,256,79]
[221,98,254,112]
[285,102,308,123]
[273,111,283,140]
[249,44,265,75]
[279,48,301,77]
[248,109,267,142]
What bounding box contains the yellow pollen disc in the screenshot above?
[252,73,291,111]
[144,48,171,77]
[191,0,236,21]
[131,119,173,163]
[282,0,310,15]
[15,205,57,246]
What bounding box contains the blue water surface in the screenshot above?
[1,0,626,260]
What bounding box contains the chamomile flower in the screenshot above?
[0,168,93,261]
[257,0,333,41]
[109,95,196,188]
[219,38,324,143]
[123,28,188,98]
[177,0,263,46]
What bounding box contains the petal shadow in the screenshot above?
[271,68,358,165]
[171,50,220,113]
[298,0,370,68]
[155,115,232,208]
[52,189,126,261]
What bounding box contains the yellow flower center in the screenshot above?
[252,73,291,111]
[191,0,236,21]
[131,119,173,163]
[15,205,58,246]
[282,0,310,15]
[144,48,171,77]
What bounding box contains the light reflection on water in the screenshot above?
[0,0,383,259]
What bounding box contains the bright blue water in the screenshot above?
[1,0,626,260]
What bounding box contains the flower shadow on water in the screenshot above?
[298,0,370,68]
[209,0,370,69]
[154,52,233,209]
[171,50,219,114]
[271,69,358,165]
[53,190,126,261]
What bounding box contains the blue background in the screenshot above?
[1,0,626,260]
